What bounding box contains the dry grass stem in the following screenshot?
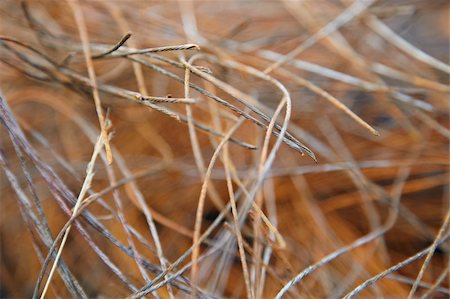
[1,1,448,298]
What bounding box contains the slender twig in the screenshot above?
[366,15,450,74]
[103,43,200,57]
[92,32,132,58]
[276,68,379,136]
[274,146,421,298]
[407,209,450,298]
[68,0,113,164]
[40,133,105,299]
[343,233,450,299]
[421,266,450,298]
[190,117,246,298]
[264,0,377,74]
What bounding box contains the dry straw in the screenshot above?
[1,0,449,298]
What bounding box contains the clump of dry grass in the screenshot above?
[1,0,449,298]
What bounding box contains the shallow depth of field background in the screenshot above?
[0,0,449,298]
